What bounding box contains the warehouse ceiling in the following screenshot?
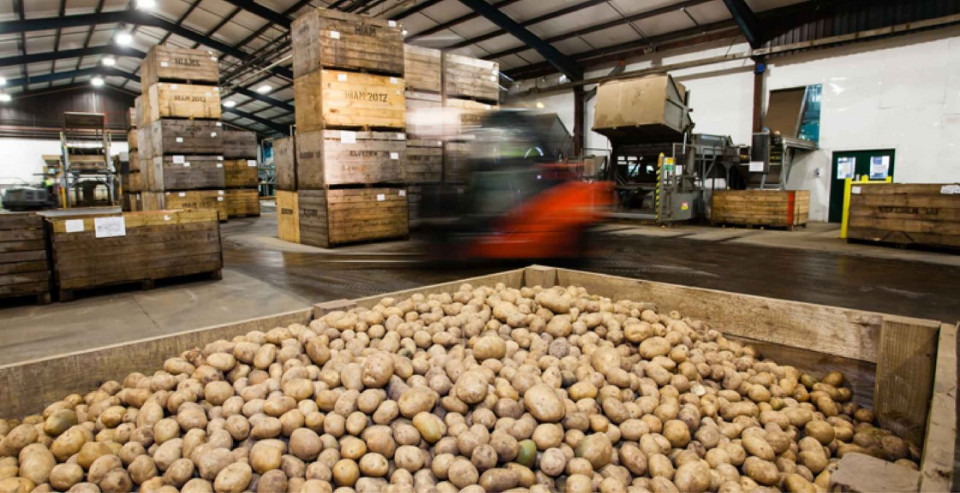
[0,0,957,136]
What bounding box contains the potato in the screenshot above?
[0,425,37,457]
[128,455,157,485]
[250,439,284,474]
[523,385,564,423]
[673,460,711,493]
[214,462,252,493]
[0,477,34,493]
[332,459,359,487]
[258,469,287,493]
[743,456,779,486]
[17,443,55,485]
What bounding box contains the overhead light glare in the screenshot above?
[102,56,116,66]
[223,100,237,108]
[0,77,6,86]
[0,93,11,103]
[136,0,156,9]
[91,76,105,87]
[535,102,545,109]
[402,29,408,36]
[115,32,133,46]
[256,84,272,94]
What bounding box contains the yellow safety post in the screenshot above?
[840,175,894,239]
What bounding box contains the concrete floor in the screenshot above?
[1,202,958,365]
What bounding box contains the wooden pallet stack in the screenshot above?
[442,53,500,185]
[403,45,443,223]
[0,213,51,305]
[121,99,143,212]
[288,8,409,247]
[136,45,228,222]
[223,130,261,218]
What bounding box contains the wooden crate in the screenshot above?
[711,190,809,228]
[407,185,422,223]
[128,150,141,172]
[225,189,260,218]
[143,155,226,191]
[122,192,142,212]
[223,130,258,159]
[443,53,499,104]
[0,264,954,493]
[46,209,222,300]
[404,45,441,93]
[274,135,297,191]
[143,119,225,157]
[443,141,471,184]
[128,106,137,129]
[277,190,300,243]
[847,183,960,249]
[294,70,405,132]
[142,83,221,124]
[445,97,498,137]
[291,8,403,78]
[0,213,50,304]
[141,190,228,222]
[127,129,138,150]
[406,138,442,184]
[140,45,220,87]
[297,129,405,188]
[134,96,144,128]
[406,91,444,139]
[121,171,142,192]
[299,188,408,247]
[223,159,259,188]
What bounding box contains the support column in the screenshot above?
[752,57,766,133]
[573,86,584,157]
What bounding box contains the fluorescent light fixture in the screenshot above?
[0,93,11,103]
[91,76,105,87]
[0,77,6,86]
[102,56,116,66]
[115,32,133,46]
[256,84,272,94]
[136,0,156,9]
[535,102,545,109]
[223,100,236,108]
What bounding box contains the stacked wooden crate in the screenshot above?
[274,135,299,243]
[223,130,261,218]
[0,213,51,305]
[120,98,142,211]
[442,53,500,185]
[403,45,443,223]
[45,209,222,301]
[288,8,408,247]
[137,45,228,222]
[847,183,960,249]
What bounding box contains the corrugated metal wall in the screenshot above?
[0,86,134,139]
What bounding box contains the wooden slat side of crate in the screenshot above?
[144,155,226,191]
[404,44,441,93]
[128,150,141,172]
[294,70,405,132]
[296,129,405,188]
[406,92,444,139]
[443,141,471,184]
[122,193,142,212]
[225,189,260,217]
[146,119,225,157]
[847,183,960,248]
[121,171,142,192]
[141,45,220,87]
[143,83,221,124]
[274,136,297,191]
[128,106,137,129]
[442,52,499,103]
[291,7,403,78]
[299,188,408,247]
[277,190,300,243]
[0,213,50,302]
[127,129,138,150]
[407,185,422,223]
[222,130,258,159]
[141,191,228,222]
[406,139,442,184]
[711,190,809,227]
[134,96,144,128]
[223,159,259,188]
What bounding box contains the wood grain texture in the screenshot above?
[0,213,50,301]
[406,139,442,184]
[443,141,471,184]
[277,190,300,243]
[144,155,226,191]
[291,7,403,78]
[848,183,960,248]
[144,82,221,124]
[274,135,297,191]
[120,170,142,192]
[443,52,499,103]
[404,44,441,93]
[294,70,405,132]
[712,190,809,227]
[223,158,259,188]
[222,130,258,159]
[225,189,260,217]
[128,129,138,150]
[128,150,141,172]
[920,323,958,492]
[297,129,405,187]
[141,191,228,222]
[141,44,220,87]
[406,92,444,139]
[146,119,225,157]
[299,188,408,247]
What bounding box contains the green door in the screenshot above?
[828,149,896,223]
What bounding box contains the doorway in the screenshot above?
[828,149,895,223]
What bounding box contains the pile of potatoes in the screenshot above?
[0,283,919,493]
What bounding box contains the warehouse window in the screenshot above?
[766,84,822,144]
[798,84,822,144]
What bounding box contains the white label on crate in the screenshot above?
[176,137,184,143]
[160,61,169,67]
[172,155,185,164]
[852,186,862,195]
[171,84,180,90]
[218,190,224,195]
[217,197,224,201]
[338,73,348,81]
[179,192,187,197]
[216,163,223,168]
[247,160,257,167]
[390,77,398,84]
[397,133,406,140]
[217,156,224,160]
[490,75,497,82]
[340,131,356,144]
[164,215,171,221]
[210,132,218,138]
[437,140,442,146]
[377,194,386,201]
[390,152,399,160]
[484,104,491,110]
[216,122,222,127]
[399,190,406,197]
[65,219,84,233]
[183,162,191,167]
[388,20,397,27]
[210,56,218,62]
[941,185,959,194]
[94,216,126,238]
[330,30,340,39]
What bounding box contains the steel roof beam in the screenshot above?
[0,46,146,68]
[224,107,288,135]
[229,87,296,113]
[3,66,138,87]
[405,0,521,42]
[722,0,763,48]
[220,0,291,28]
[447,0,607,49]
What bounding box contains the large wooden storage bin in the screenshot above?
[847,183,960,249]
[293,70,405,132]
[223,159,259,188]
[711,190,809,228]
[442,53,499,103]
[291,8,403,78]
[223,130,258,159]
[404,45,441,94]
[143,120,224,157]
[143,155,226,191]
[406,91,444,139]
[140,45,220,87]
[225,189,260,218]
[141,190,228,222]
[121,171,142,192]
[0,213,50,304]
[277,190,300,243]
[299,188,408,247]
[274,136,297,191]
[296,130,405,188]
[46,210,222,300]
[142,83,221,124]
[406,138,442,184]
[128,129,138,150]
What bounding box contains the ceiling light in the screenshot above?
[0,77,6,87]
[223,100,236,108]
[115,32,133,46]
[91,76,105,87]
[135,0,156,9]
[402,29,408,36]
[535,102,545,109]
[256,84,272,94]
[0,93,11,103]
[102,56,116,67]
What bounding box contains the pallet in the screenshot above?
[298,187,408,248]
[142,82,221,125]
[57,269,223,302]
[222,130,258,159]
[291,7,403,78]
[297,129,405,188]
[847,183,960,249]
[140,45,221,88]
[442,52,499,104]
[0,213,51,305]
[711,190,809,228]
[714,222,808,232]
[293,69,405,132]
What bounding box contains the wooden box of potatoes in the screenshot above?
[0,267,953,493]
